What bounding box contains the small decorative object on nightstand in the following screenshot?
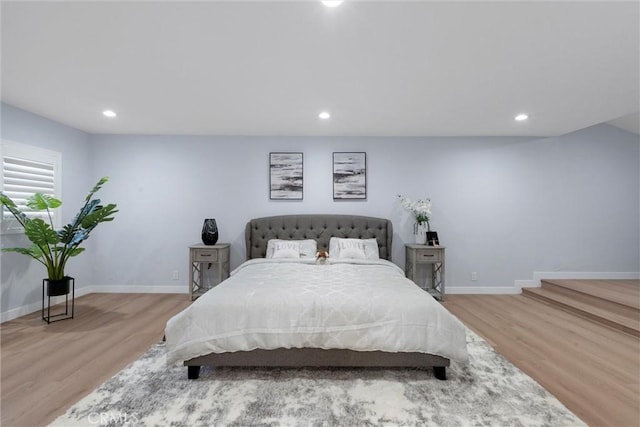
[201,219,219,245]
[189,243,230,300]
[426,231,439,246]
[405,244,445,301]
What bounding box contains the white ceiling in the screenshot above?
[2,0,639,137]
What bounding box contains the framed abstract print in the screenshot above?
[333,152,366,200]
[269,152,303,200]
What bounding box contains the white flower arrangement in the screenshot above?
[398,194,432,231]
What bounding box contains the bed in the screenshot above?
[165,214,468,381]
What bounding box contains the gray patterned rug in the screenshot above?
[51,330,584,426]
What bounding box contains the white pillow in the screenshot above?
[270,240,300,259]
[339,244,366,259]
[266,239,317,258]
[298,240,318,258]
[329,237,380,260]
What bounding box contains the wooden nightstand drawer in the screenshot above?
[416,249,441,263]
[194,249,218,262]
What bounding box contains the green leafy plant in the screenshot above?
[1,177,118,280]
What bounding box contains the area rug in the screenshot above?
[51,330,584,426]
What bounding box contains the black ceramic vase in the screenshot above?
[201,219,219,245]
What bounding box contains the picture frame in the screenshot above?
[426,231,440,246]
[269,152,303,200]
[333,152,366,200]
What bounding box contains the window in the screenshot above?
[1,140,62,233]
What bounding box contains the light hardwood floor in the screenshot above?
[0,293,191,427]
[443,295,640,427]
[1,293,638,426]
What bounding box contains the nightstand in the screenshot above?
[189,243,230,300]
[405,244,445,301]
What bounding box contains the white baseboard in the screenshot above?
[4,274,637,322]
[0,287,93,323]
[526,271,640,287]
[1,286,188,323]
[449,271,640,295]
[514,279,537,289]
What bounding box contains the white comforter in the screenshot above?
[165,258,469,364]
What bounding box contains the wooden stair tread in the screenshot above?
[523,287,640,335]
[541,279,639,308]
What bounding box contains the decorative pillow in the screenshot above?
[266,239,317,258]
[329,237,380,260]
[270,240,300,259]
[338,242,367,259]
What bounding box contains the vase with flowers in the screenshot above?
[398,194,432,244]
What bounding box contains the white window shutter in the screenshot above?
[1,140,62,233]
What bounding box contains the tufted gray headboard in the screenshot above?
[245,214,393,261]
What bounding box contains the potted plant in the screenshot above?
[1,176,118,296]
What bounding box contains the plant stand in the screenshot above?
[42,277,75,323]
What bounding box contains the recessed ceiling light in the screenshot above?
[103,110,117,118]
[322,1,344,7]
[319,111,331,120]
[515,114,528,121]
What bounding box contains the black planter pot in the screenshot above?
[45,277,72,296]
[201,218,219,245]
[42,276,75,323]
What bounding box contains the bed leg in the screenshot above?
[187,366,201,380]
[434,366,447,380]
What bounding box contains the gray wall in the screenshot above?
[88,126,639,290]
[1,104,93,317]
[2,102,639,319]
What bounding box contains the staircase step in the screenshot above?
[522,286,640,337]
[542,279,639,309]
[540,280,640,319]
